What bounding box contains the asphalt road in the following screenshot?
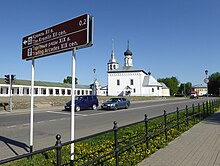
[0,97,216,160]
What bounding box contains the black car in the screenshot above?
[64,95,99,112]
[101,98,130,110]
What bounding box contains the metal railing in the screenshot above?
[0,99,219,166]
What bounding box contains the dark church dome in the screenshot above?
[124,48,132,56]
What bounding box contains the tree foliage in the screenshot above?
[208,72,220,96]
[158,77,179,96]
[178,82,192,95]
[63,76,78,84]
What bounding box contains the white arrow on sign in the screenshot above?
[23,40,28,45]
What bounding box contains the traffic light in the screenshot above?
[4,75,10,84]
[11,75,16,84]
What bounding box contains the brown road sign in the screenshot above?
[22,14,93,60]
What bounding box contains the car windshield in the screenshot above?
[109,98,120,102]
[75,96,84,101]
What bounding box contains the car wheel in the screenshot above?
[92,104,97,110]
[75,106,80,112]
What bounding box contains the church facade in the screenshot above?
[107,42,170,97]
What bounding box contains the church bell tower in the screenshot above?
[107,39,119,71]
[124,40,133,68]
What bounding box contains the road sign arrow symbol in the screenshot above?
[23,40,28,45]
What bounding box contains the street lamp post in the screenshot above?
[205,70,209,102]
[93,69,97,95]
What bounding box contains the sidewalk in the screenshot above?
[138,110,220,166]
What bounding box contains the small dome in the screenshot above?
[124,48,132,56]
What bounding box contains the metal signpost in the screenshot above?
[22,13,93,164]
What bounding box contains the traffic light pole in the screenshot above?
[9,75,12,112]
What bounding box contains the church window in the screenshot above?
[133,88,136,93]
[117,80,120,86]
[130,79,134,85]
[157,87,160,90]
[152,88,154,92]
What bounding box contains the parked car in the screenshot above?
[64,95,99,112]
[190,91,198,99]
[101,97,130,110]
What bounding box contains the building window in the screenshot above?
[117,79,120,86]
[49,89,53,95]
[35,88,38,94]
[152,88,154,93]
[77,90,80,95]
[55,89,59,95]
[0,88,3,94]
[133,88,136,93]
[82,90,84,95]
[17,89,19,95]
[62,89,65,95]
[157,87,160,90]
[130,79,134,85]
[43,89,46,95]
[67,90,71,95]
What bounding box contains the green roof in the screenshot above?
[0,78,91,89]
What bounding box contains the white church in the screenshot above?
[106,42,170,97]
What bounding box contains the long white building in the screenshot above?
[0,78,92,97]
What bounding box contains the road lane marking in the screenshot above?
[75,114,89,117]
[7,125,17,128]
[46,111,70,115]
[60,118,68,120]
[37,121,45,124]
[46,111,89,117]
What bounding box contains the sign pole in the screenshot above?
[70,48,76,165]
[30,58,35,152]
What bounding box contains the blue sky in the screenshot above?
[0,0,219,86]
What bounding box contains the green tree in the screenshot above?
[208,72,220,96]
[158,77,179,96]
[63,76,78,84]
[178,82,192,95]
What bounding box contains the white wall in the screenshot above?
[108,71,164,96]
[0,84,92,97]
